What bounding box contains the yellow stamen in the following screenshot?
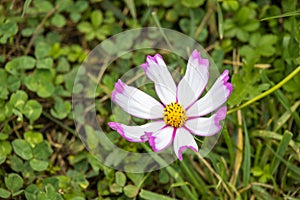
[163,102,187,128]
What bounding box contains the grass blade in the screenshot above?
[270,131,293,175]
[267,145,300,177]
[216,1,224,39]
[260,10,300,21]
[242,113,251,187]
[139,189,177,200]
[22,0,32,17]
[251,130,300,161]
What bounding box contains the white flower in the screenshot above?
[108,49,232,160]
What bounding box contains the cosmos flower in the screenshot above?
[108,49,232,160]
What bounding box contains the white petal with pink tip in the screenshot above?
[173,128,198,160]
[108,121,165,142]
[177,50,209,108]
[148,126,175,152]
[187,70,232,117]
[141,54,177,105]
[112,80,164,119]
[184,106,227,136]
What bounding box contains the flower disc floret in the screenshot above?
[163,102,187,128]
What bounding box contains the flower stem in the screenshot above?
[227,65,300,114]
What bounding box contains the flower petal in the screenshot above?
[173,128,198,161]
[177,49,209,108]
[108,121,165,142]
[141,54,176,105]
[147,126,175,152]
[184,106,227,136]
[187,70,232,117]
[111,79,164,119]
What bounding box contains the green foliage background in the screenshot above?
[0,0,300,199]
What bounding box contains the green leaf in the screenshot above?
[24,131,43,147]
[181,0,204,8]
[115,171,126,187]
[50,97,71,119]
[32,141,53,160]
[10,155,24,172]
[77,22,93,33]
[0,21,18,44]
[12,139,33,160]
[23,100,42,123]
[0,87,9,100]
[34,0,53,13]
[9,90,28,110]
[25,184,40,200]
[51,13,66,28]
[24,69,55,98]
[251,166,264,177]
[29,159,49,171]
[56,57,70,72]
[124,184,139,198]
[109,183,123,194]
[5,56,36,75]
[0,188,11,198]
[91,10,103,28]
[236,6,250,24]
[0,140,12,156]
[242,20,260,31]
[36,58,53,69]
[257,35,277,57]
[35,42,51,59]
[5,173,23,192]
[7,75,21,92]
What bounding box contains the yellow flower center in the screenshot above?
[163,102,187,128]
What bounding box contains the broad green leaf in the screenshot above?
[115,171,126,187]
[181,0,204,8]
[124,185,139,198]
[25,184,40,200]
[77,22,93,33]
[34,0,53,13]
[110,183,122,194]
[5,173,23,192]
[91,10,103,28]
[56,57,70,72]
[51,13,66,28]
[32,141,53,159]
[0,140,12,155]
[10,155,24,173]
[34,42,51,59]
[50,97,71,119]
[23,100,42,123]
[0,21,18,44]
[36,58,53,69]
[24,131,43,147]
[7,75,21,92]
[5,56,36,75]
[0,188,11,198]
[12,139,33,160]
[30,159,49,171]
[9,90,28,111]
